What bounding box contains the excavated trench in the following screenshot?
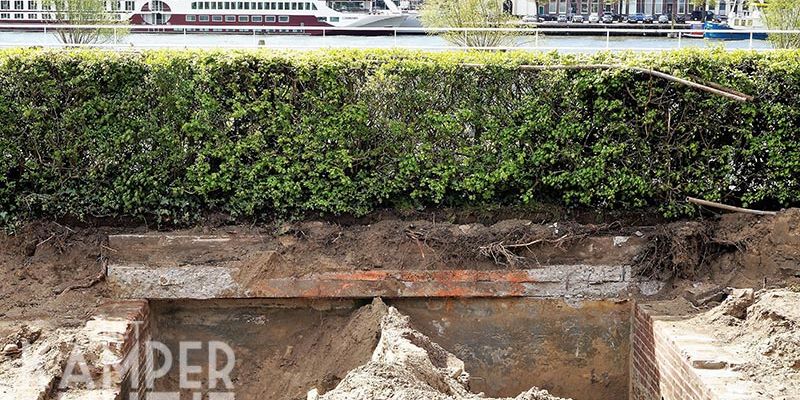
[5,212,795,399]
[147,297,632,400]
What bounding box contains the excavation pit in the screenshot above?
[146,297,632,400]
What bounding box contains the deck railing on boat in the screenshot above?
[0,23,798,51]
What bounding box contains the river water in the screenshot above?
[0,31,773,52]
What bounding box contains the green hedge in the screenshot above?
[1,49,799,225]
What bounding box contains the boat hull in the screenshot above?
[703,22,767,40]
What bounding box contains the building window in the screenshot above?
[0,12,7,17]
[27,12,34,17]
[678,0,686,14]
[27,0,34,9]
[252,15,261,21]
[0,1,8,9]
[225,14,234,21]
[42,12,50,18]
[13,0,21,9]
[14,12,22,17]
[212,14,222,21]
[199,14,209,21]
[278,14,287,22]
[125,0,133,10]
[265,15,274,21]
[186,14,196,21]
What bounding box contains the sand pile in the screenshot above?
[310,299,567,400]
[699,288,800,398]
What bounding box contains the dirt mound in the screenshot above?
[695,288,800,398]
[314,299,567,400]
[0,222,110,325]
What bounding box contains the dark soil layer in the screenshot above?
[2,209,800,325]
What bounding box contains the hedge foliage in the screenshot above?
[1,49,799,225]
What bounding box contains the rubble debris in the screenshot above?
[316,299,568,400]
[687,289,800,398]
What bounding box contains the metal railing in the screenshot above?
[0,23,798,51]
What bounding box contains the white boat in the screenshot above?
[0,0,411,34]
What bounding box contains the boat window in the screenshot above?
[291,2,296,9]
[316,16,326,21]
[210,2,216,9]
[278,15,288,22]
[199,14,210,21]
[265,15,275,21]
[244,1,249,8]
[186,14,196,21]
[237,1,243,8]
[225,14,235,21]
[239,15,249,21]
[212,14,222,20]
[311,2,315,9]
[257,2,262,8]
[329,16,339,22]
[277,2,282,9]
[326,1,367,12]
[252,15,262,21]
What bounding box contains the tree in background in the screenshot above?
[762,0,800,48]
[420,0,518,48]
[44,0,128,45]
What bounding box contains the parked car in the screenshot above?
[644,14,654,23]
[588,13,600,23]
[601,13,614,23]
[557,14,568,23]
[627,13,645,23]
[657,14,670,23]
[571,14,585,23]
[521,15,538,23]
[690,10,714,21]
[537,14,558,22]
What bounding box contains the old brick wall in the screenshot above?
[630,303,754,400]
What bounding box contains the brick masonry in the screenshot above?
[67,300,152,400]
[630,303,757,400]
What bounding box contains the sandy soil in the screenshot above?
[315,299,567,400]
[693,289,800,399]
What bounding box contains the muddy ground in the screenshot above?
[2,209,799,324]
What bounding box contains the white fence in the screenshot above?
[0,23,798,51]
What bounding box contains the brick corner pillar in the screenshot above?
[630,302,758,400]
[84,300,152,400]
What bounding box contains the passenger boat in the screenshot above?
[0,0,411,34]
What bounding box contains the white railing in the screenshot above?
[0,23,798,51]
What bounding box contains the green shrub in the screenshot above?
[1,48,799,225]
